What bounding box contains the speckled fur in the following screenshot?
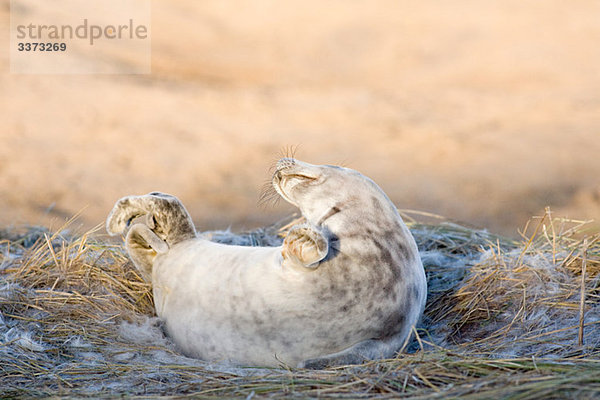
[106,159,427,368]
[106,192,197,281]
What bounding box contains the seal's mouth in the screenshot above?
[273,180,294,206]
[273,171,303,206]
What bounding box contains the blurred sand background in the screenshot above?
[1,0,599,237]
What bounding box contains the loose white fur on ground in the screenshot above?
[1,213,599,396]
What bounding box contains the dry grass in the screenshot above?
[1,209,599,398]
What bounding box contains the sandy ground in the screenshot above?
[1,0,599,237]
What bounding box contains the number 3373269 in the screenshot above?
[18,43,67,51]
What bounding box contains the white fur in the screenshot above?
[108,159,427,367]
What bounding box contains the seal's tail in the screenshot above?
[106,192,197,281]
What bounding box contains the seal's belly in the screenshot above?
[153,240,333,365]
[151,239,406,366]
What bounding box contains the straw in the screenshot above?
[0,209,599,398]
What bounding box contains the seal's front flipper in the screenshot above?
[282,224,329,268]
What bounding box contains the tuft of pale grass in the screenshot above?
[0,208,599,398]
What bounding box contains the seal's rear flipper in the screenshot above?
[106,192,197,244]
[106,192,197,281]
[125,223,169,282]
[106,196,147,236]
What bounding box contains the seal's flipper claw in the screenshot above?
[282,224,329,268]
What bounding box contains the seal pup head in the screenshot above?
[272,158,400,229]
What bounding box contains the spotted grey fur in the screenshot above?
[106,158,427,368]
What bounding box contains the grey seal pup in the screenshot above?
[106,158,427,368]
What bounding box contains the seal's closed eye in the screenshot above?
[286,173,318,181]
